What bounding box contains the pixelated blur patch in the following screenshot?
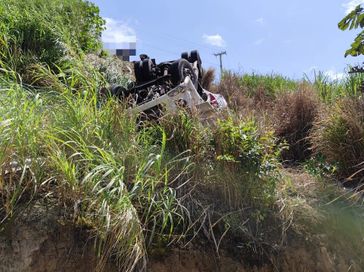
[104,42,137,61]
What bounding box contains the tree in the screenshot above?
[338,5,364,57]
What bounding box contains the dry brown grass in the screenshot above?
[273,86,320,163]
[214,74,321,164]
[201,68,215,91]
[214,72,245,111]
[215,72,274,116]
[311,97,364,184]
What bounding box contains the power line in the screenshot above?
[214,51,227,77]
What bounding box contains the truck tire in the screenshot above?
[181,51,190,60]
[111,85,130,100]
[189,50,203,79]
[142,58,153,81]
[170,59,198,88]
[189,50,201,64]
[134,61,143,83]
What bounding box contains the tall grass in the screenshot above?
[273,87,319,163]
[311,97,364,184]
[0,73,287,269]
[0,78,197,270]
[0,0,104,81]
[0,19,191,266]
[201,68,215,90]
[304,70,364,102]
[2,1,364,270]
[0,26,286,266]
[238,72,298,97]
[219,69,364,108]
[216,70,364,168]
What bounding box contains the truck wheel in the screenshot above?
[142,58,153,81]
[189,50,201,64]
[170,59,198,88]
[134,61,143,82]
[111,85,130,100]
[181,51,190,60]
[189,50,203,79]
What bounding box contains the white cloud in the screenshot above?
[342,0,364,14]
[305,67,346,81]
[324,70,346,81]
[202,34,226,47]
[255,17,264,25]
[102,17,136,44]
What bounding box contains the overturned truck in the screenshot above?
[108,50,227,119]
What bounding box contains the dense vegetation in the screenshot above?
[1,1,364,271]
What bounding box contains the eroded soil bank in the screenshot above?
[0,203,103,272]
[0,203,360,272]
[149,246,359,272]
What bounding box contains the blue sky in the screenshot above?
[91,0,364,80]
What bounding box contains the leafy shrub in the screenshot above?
[303,155,337,178]
[273,87,319,163]
[214,118,280,175]
[312,97,364,184]
[0,0,105,74]
[156,111,282,208]
[85,54,134,86]
[152,111,283,263]
[212,117,281,207]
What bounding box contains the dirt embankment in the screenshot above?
[0,202,360,272]
[0,203,107,272]
[149,246,358,272]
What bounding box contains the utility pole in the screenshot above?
[214,51,227,77]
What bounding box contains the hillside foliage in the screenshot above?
[1,0,364,271]
[0,0,105,75]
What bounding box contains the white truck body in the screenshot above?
[130,76,227,118]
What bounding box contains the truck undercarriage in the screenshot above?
[105,50,227,119]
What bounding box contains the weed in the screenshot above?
[273,87,319,163]
[201,68,215,90]
[239,73,298,97]
[311,97,364,184]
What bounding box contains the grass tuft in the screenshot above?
[311,97,364,184]
[273,86,319,163]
